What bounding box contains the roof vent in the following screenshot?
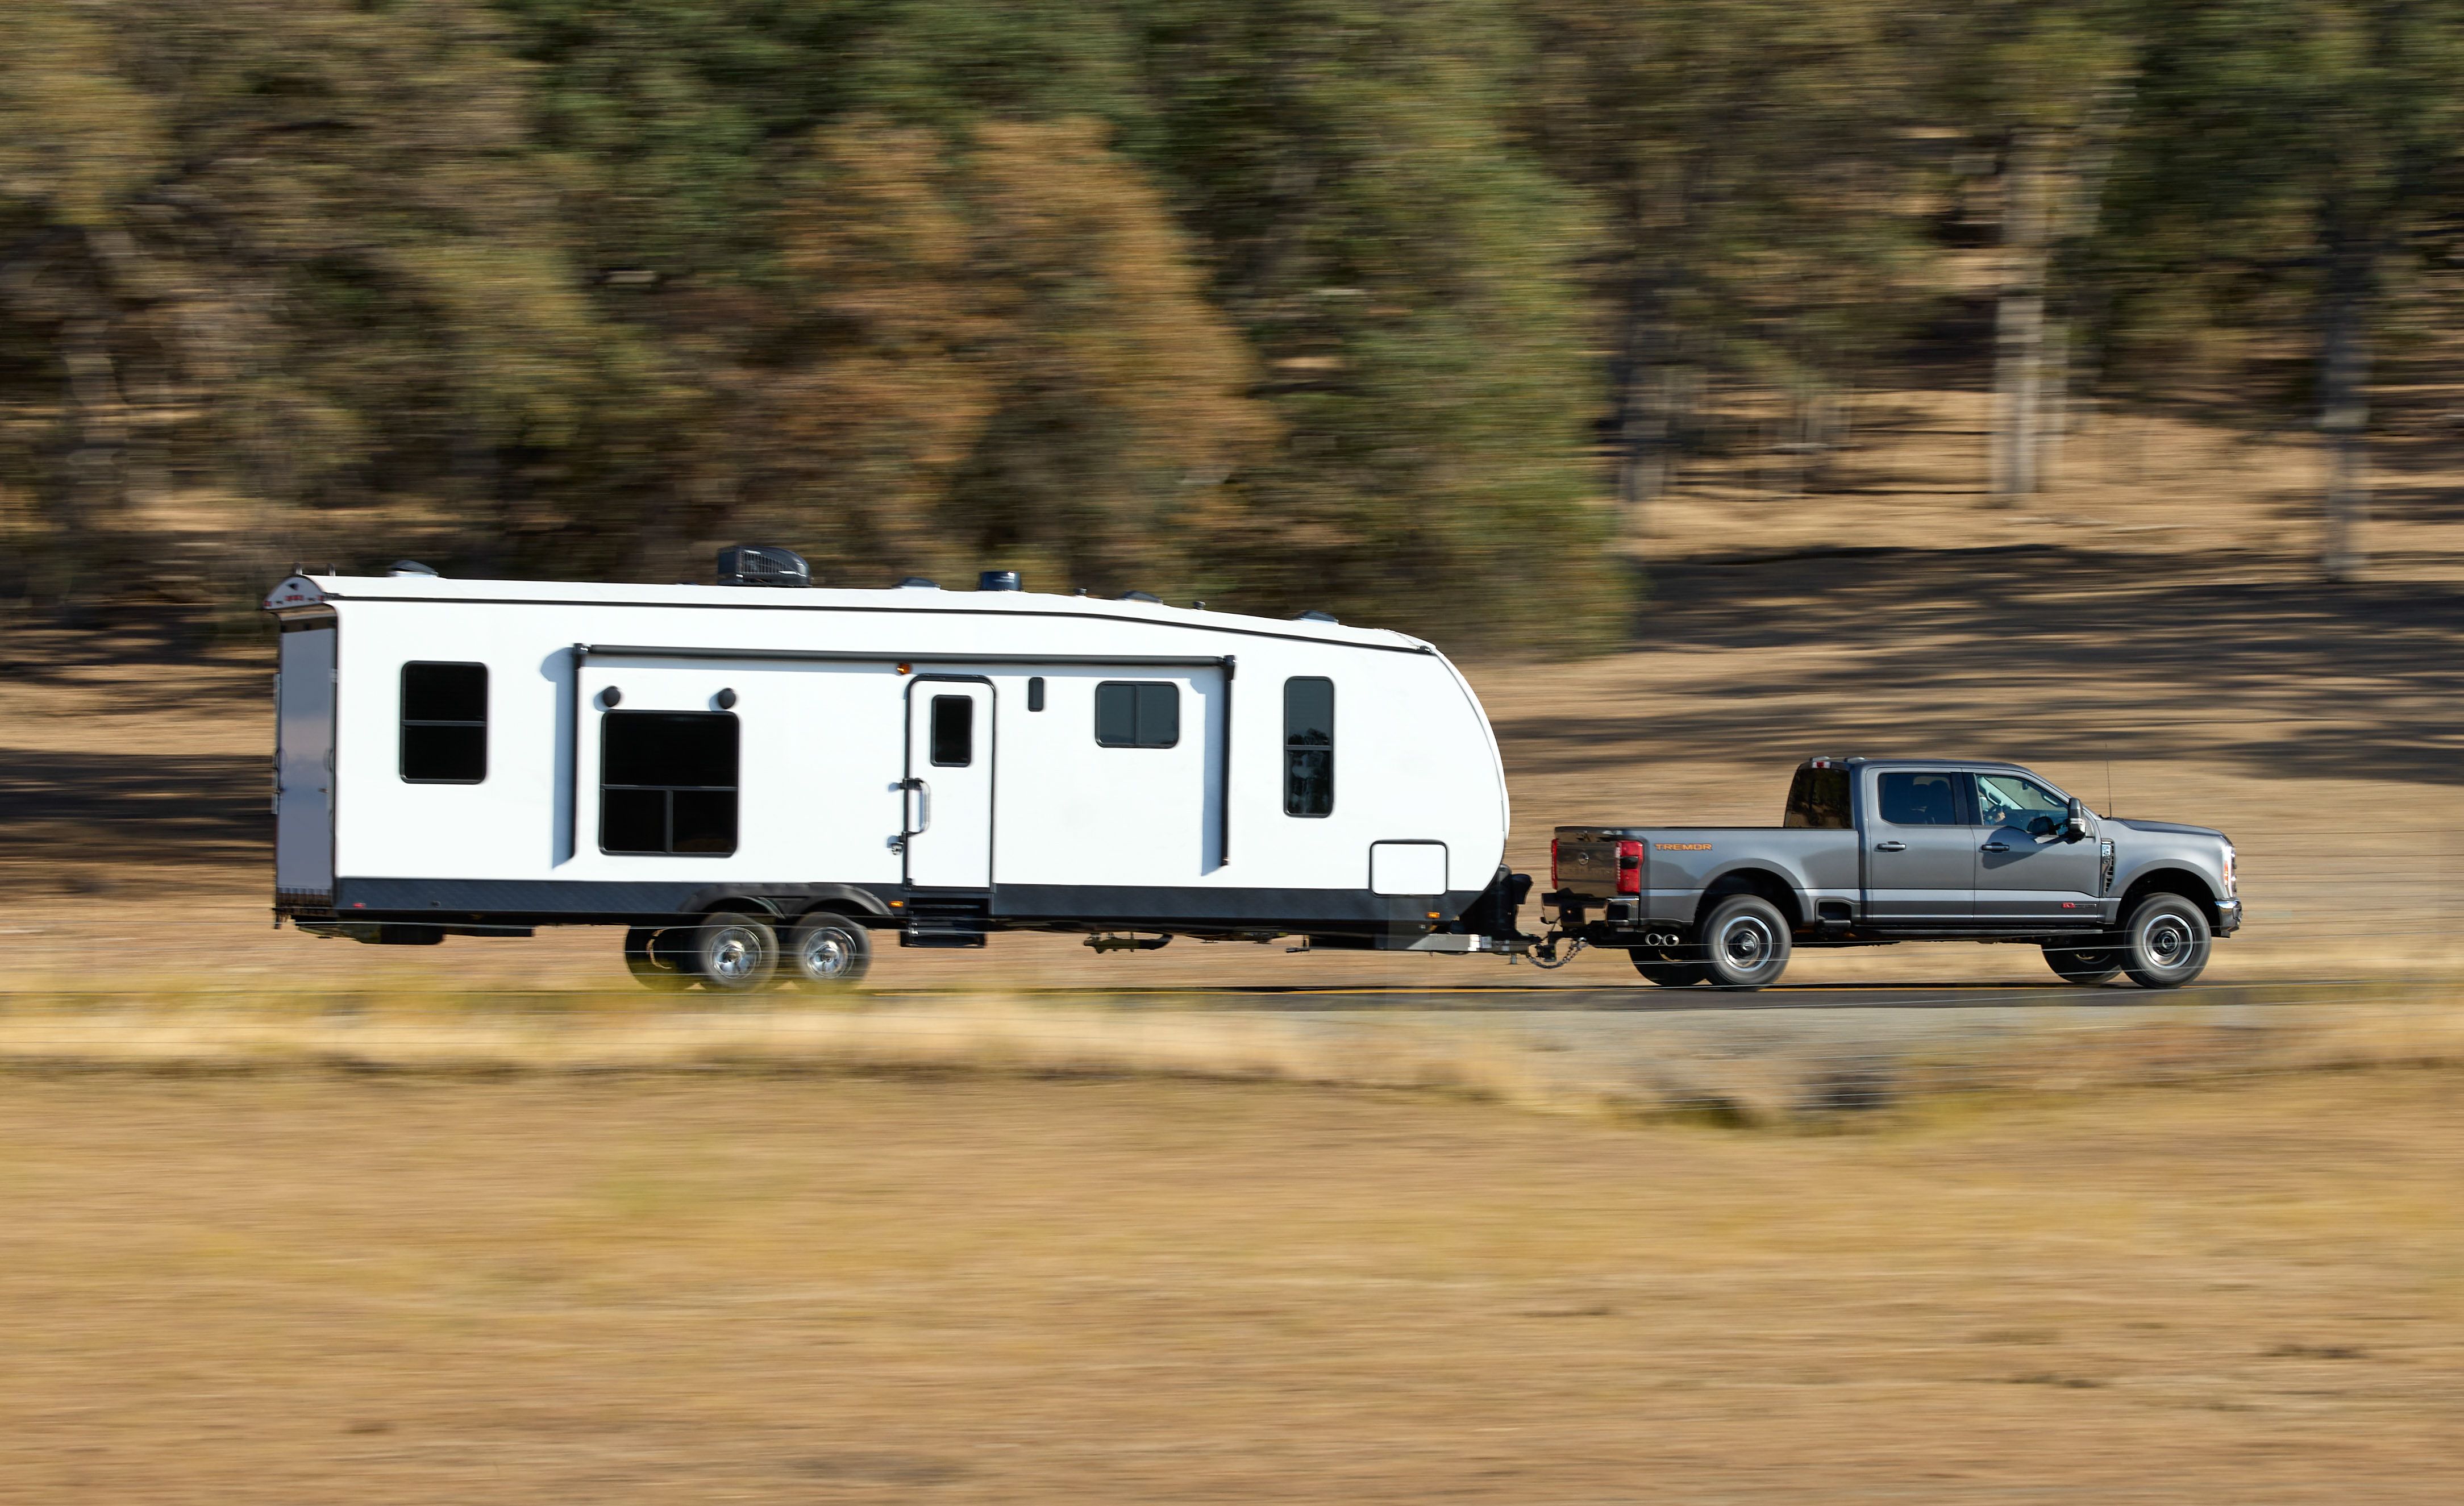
[1293,609,1339,623]
[717,545,810,588]
[387,560,440,577]
[977,569,1022,592]
[1120,590,1162,604]
[896,576,940,589]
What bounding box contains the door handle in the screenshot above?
[1980,842,2011,852]
[1873,840,1905,852]
[903,777,933,835]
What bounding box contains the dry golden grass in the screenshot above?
[2,985,2461,1129]
[1,1068,2459,1502]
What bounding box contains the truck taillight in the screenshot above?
[1616,839,1645,895]
[1550,839,1560,888]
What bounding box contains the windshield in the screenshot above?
[1975,772,2068,830]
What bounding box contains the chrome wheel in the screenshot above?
[693,912,778,993]
[1699,895,1792,989]
[788,913,873,988]
[2121,895,2211,989]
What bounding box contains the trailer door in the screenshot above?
[903,679,994,889]
[274,621,338,903]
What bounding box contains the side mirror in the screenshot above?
[2063,796,2087,843]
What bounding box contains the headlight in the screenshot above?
[2220,843,2236,891]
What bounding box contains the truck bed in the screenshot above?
[1553,825,1859,904]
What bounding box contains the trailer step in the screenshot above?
[900,895,990,948]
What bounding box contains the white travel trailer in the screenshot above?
[264,558,1528,988]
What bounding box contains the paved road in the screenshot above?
[876,980,2354,1013]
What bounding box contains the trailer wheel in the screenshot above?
[1699,895,1792,990]
[623,927,694,991]
[2120,894,2210,989]
[2042,944,2124,986]
[692,912,780,993]
[786,913,872,988]
[1629,950,1709,987]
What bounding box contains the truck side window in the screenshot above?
[600,711,739,855]
[1094,682,1179,748]
[1284,677,1334,817]
[1876,771,1964,826]
[1975,772,2066,829]
[1783,766,1849,829]
[930,694,973,767]
[400,662,488,783]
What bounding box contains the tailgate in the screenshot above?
[1553,829,1643,898]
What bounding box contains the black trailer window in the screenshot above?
[1026,676,1046,712]
[930,694,974,766]
[1284,676,1334,817]
[1094,681,1179,748]
[1783,766,1850,829]
[600,712,738,855]
[399,662,488,783]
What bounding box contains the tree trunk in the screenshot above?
[2317,244,2371,580]
[1609,270,1667,521]
[1990,131,2050,507]
[2037,318,2068,490]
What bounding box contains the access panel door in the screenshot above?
[904,680,994,889]
[1862,768,1974,921]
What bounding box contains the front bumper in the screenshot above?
[2213,896,2242,936]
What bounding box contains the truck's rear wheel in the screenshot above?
[786,912,872,988]
[692,912,780,993]
[623,927,693,991]
[2042,944,2124,986]
[1700,895,1792,989]
[1629,950,1709,987]
[2121,894,2210,989]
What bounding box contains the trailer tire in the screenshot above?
[2120,894,2209,989]
[786,912,872,988]
[692,912,780,993]
[623,927,694,991]
[1699,895,1792,990]
[1629,950,1709,987]
[2042,943,2124,986]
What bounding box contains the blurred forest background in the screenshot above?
[5,0,2463,647]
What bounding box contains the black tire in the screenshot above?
[2042,944,2124,986]
[786,912,873,988]
[1699,895,1792,990]
[2120,893,2211,989]
[692,911,780,993]
[1629,949,1710,987]
[623,926,694,991]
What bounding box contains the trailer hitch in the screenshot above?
[1526,931,1588,970]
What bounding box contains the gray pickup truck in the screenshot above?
[1546,757,2240,989]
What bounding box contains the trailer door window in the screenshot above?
[1283,677,1334,817]
[400,662,488,783]
[930,694,974,766]
[600,712,738,855]
[1094,681,1179,748]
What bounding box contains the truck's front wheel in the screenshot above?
[1699,895,1792,990]
[2121,895,2211,989]
[1629,950,1709,987]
